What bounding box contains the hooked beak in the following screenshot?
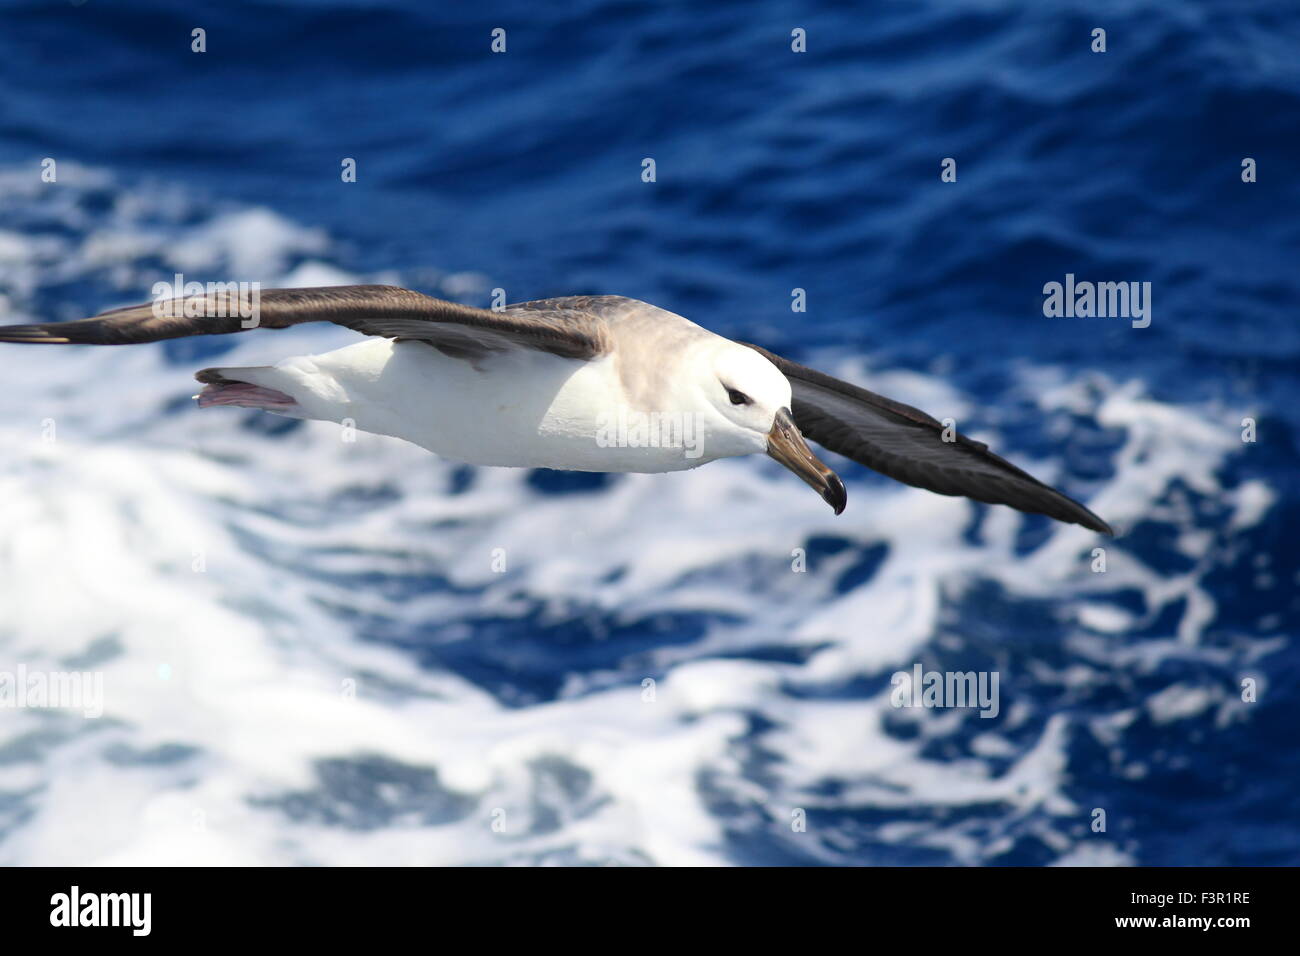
[766,407,847,515]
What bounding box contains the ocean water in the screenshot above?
[0,0,1296,866]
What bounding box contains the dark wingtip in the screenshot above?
[0,325,71,343]
[1070,504,1114,536]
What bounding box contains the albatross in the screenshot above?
[0,286,1111,534]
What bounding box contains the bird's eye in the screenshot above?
[726,387,751,406]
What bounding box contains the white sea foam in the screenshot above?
[0,168,1281,866]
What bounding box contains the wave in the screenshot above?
[0,167,1286,866]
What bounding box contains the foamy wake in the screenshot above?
[0,167,1278,865]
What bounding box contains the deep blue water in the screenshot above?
[0,0,1296,866]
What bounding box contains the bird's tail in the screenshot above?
[193,366,299,412]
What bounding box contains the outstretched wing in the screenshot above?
[0,285,608,361]
[742,343,1112,534]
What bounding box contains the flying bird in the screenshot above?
[0,286,1111,534]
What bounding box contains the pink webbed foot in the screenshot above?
[195,381,297,410]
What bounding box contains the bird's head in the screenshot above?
[700,343,847,514]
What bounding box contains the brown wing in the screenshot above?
[742,343,1113,534]
[0,285,608,361]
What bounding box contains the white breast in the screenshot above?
[273,338,728,473]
